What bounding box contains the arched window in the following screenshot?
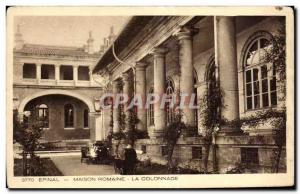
[83,109,89,128]
[148,87,154,126]
[64,104,74,128]
[38,104,49,128]
[207,57,217,96]
[166,78,175,125]
[243,35,277,110]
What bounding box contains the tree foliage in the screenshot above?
[163,113,186,172]
[198,82,222,173]
[13,109,43,156]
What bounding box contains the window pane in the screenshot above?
[262,79,268,93]
[270,78,277,91]
[262,93,269,107]
[247,97,253,110]
[39,109,43,117]
[246,70,252,83]
[272,66,276,76]
[253,81,259,95]
[254,95,260,109]
[253,68,259,81]
[64,104,74,127]
[260,38,270,48]
[261,65,268,79]
[246,83,252,96]
[246,42,258,66]
[271,91,277,106]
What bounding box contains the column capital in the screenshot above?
[135,61,147,70]
[112,79,119,85]
[55,64,61,67]
[122,71,130,82]
[175,26,198,41]
[36,63,42,67]
[152,46,168,58]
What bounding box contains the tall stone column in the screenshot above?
[215,16,240,134]
[112,80,120,133]
[152,47,167,137]
[122,71,132,133]
[177,26,196,128]
[135,62,147,132]
[55,64,60,84]
[36,63,41,84]
[73,66,78,86]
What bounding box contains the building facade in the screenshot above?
[92,16,286,173]
[13,26,116,146]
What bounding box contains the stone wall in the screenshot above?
[111,135,287,174]
[22,94,90,141]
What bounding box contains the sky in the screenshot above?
[14,16,130,49]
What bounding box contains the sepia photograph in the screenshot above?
[6,6,294,189]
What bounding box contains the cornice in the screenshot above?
[108,16,195,80]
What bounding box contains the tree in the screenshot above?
[125,107,149,147]
[13,108,43,175]
[163,113,186,173]
[198,85,222,173]
[112,106,126,157]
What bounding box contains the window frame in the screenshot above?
[23,63,37,79]
[64,103,75,129]
[165,78,175,125]
[148,87,155,126]
[242,33,277,111]
[37,104,49,129]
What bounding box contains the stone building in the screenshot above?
[13,25,116,146]
[92,16,286,173]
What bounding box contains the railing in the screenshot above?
[17,78,92,87]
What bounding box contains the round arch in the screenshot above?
[239,30,274,68]
[193,68,198,84]
[18,89,95,114]
[205,55,215,82]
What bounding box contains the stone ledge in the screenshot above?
[132,134,277,146]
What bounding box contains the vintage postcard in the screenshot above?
[6,6,294,189]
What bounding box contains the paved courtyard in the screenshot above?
[50,155,116,176]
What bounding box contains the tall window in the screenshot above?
[64,104,74,128]
[148,87,154,126]
[243,36,277,110]
[207,58,217,96]
[83,109,89,128]
[38,104,49,128]
[166,78,174,125]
